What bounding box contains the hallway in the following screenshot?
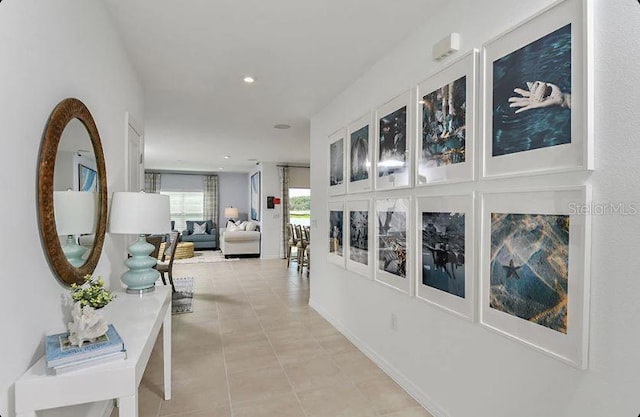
[112,258,432,417]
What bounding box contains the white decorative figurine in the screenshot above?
[67,302,108,347]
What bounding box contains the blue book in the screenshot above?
[45,324,125,368]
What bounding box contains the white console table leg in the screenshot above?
[163,304,172,400]
[118,394,138,417]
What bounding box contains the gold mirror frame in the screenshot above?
[38,98,108,286]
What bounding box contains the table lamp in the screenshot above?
[54,190,98,267]
[108,191,170,294]
[224,206,239,222]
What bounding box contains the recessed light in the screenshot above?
[274,124,291,130]
[243,76,255,84]
[224,155,230,159]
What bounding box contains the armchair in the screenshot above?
[181,220,217,250]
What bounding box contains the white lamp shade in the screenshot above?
[224,207,239,218]
[108,192,171,235]
[54,190,98,236]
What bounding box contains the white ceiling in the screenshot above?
[103,0,445,172]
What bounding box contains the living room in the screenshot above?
[2,1,640,417]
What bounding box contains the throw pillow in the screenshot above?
[245,221,257,231]
[227,222,240,232]
[237,221,247,231]
[193,222,207,235]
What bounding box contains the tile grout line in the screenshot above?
[255,266,312,417]
[214,265,237,417]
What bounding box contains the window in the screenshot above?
[161,191,204,231]
[289,188,310,226]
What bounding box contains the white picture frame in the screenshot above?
[328,201,345,266]
[375,91,413,190]
[415,193,475,321]
[481,0,593,179]
[479,186,591,369]
[346,199,372,279]
[328,129,346,195]
[347,113,374,193]
[416,50,478,186]
[374,197,411,294]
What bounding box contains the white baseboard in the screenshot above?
[309,298,450,417]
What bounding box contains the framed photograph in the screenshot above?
[250,171,260,221]
[346,200,372,278]
[78,164,97,192]
[374,197,411,294]
[416,193,474,320]
[417,50,477,186]
[482,0,593,178]
[328,201,345,266]
[347,113,373,193]
[480,186,591,368]
[328,129,346,195]
[375,91,412,190]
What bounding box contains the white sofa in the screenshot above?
[220,225,261,258]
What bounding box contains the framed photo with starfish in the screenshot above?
[481,0,593,178]
[479,186,591,369]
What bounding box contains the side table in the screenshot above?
[15,286,172,417]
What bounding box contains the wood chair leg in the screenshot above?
[168,270,176,293]
[160,273,167,286]
[286,246,291,267]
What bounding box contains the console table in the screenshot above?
[15,286,172,417]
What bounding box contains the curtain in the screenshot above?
[203,175,219,227]
[144,172,161,193]
[279,166,290,259]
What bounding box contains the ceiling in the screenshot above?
[103,0,445,173]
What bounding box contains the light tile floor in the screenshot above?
[111,258,432,417]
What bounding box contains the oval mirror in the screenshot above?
[38,98,107,286]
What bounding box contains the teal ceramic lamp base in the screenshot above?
[122,235,159,294]
[62,235,87,268]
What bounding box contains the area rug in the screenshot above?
[173,250,239,264]
[172,277,194,314]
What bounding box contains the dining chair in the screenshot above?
[295,224,308,272]
[286,224,299,268]
[146,235,163,261]
[155,230,180,292]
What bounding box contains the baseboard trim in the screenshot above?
[308,298,450,417]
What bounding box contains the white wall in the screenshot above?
[251,163,284,259]
[309,1,640,416]
[0,1,144,416]
[218,172,250,226]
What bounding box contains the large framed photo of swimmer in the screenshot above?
[482,0,593,178]
[480,186,591,369]
[374,197,411,294]
[417,50,478,186]
[375,91,412,190]
[346,200,372,279]
[347,113,373,194]
[416,193,475,321]
[328,129,346,196]
[328,201,345,267]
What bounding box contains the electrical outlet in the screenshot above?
[390,313,398,331]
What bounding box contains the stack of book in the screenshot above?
[45,324,126,375]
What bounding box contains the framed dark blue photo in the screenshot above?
[482,0,593,178]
